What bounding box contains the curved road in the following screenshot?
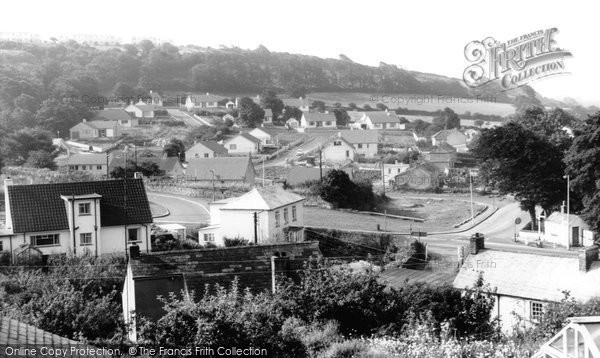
[148,192,211,224]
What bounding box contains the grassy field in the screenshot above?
[306,92,515,116]
[304,197,486,233]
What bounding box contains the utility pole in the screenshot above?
[381,160,386,193]
[469,170,474,221]
[210,169,216,202]
[566,174,571,249]
[253,212,258,244]
[262,156,265,187]
[106,152,109,178]
[319,148,323,181]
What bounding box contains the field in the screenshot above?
[304,197,486,233]
[306,92,516,116]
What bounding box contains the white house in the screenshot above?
[286,118,299,129]
[66,153,108,175]
[263,108,274,124]
[125,100,157,118]
[198,186,305,246]
[249,127,280,146]
[544,211,593,247]
[92,109,138,127]
[300,112,337,129]
[223,133,261,154]
[185,141,228,159]
[338,130,379,158]
[454,244,600,334]
[1,178,153,261]
[431,128,468,152]
[185,93,227,111]
[321,135,356,163]
[185,157,256,185]
[69,119,120,139]
[353,110,401,130]
[382,161,410,184]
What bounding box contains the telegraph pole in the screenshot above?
[381,160,386,193]
[253,212,258,244]
[319,148,323,181]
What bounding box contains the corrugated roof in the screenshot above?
[222,186,305,211]
[339,129,380,144]
[453,249,600,302]
[67,153,107,166]
[186,157,255,181]
[7,179,153,233]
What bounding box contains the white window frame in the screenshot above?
[203,233,215,242]
[78,202,91,216]
[275,211,280,228]
[80,232,92,246]
[531,301,544,322]
[31,234,60,247]
[128,227,140,242]
[292,206,297,222]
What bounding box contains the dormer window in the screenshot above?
[79,202,91,215]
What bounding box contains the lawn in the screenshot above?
[304,197,486,233]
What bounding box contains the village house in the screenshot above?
[543,211,594,247]
[382,161,410,184]
[282,97,310,112]
[263,108,274,124]
[198,186,305,246]
[454,242,600,334]
[300,112,337,130]
[353,110,401,130]
[92,108,138,127]
[122,241,321,341]
[147,90,163,106]
[185,156,256,185]
[125,100,157,118]
[321,135,356,163]
[66,153,109,175]
[431,128,468,152]
[222,113,235,122]
[184,93,227,111]
[69,119,120,139]
[1,179,153,261]
[423,142,457,172]
[393,163,440,190]
[381,131,417,152]
[338,130,379,158]
[223,133,261,154]
[185,141,228,159]
[248,127,280,146]
[286,117,300,129]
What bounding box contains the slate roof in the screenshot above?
[186,157,255,181]
[86,120,118,129]
[365,111,399,123]
[7,179,153,233]
[339,129,380,144]
[222,186,305,211]
[92,108,132,121]
[188,93,227,103]
[67,153,107,166]
[187,141,228,154]
[303,112,336,122]
[453,249,600,302]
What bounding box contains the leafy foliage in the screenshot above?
[237,96,265,128]
[317,169,383,211]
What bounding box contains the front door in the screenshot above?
[572,227,580,246]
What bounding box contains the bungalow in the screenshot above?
[198,186,305,246]
[1,178,153,260]
[393,163,440,190]
[282,97,310,112]
[321,135,356,163]
[300,112,337,129]
[186,156,256,185]
[431,128,468,152]
[249,127,280,146]
[381,131,417,151]
[423,142,457,172]
[185,141,228,159]
[184,93,227,111]
[69,119,120,139]
[286,117,300,129]
[125,100,157,118]
[338,130,379,158]
[347,110,364,123]
[122,241,321,341]
[147,90,163,106]
[264,108,274,124]
[454,243,600,334]
[223,133,261,154]
[93,108,138,127]
[66,153,108,175]
[543,211,593,248]
[353,110,401,130]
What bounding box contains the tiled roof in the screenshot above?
[453,249,600,302]
[303,112,336,122]
[92,108,132,121]
[86,120,118,129]
[188,93,227,103]
[187,141,228,154]
[7,179,153,233]
[222,186,305,211]
[67,153,107,166]
[365,111,399,123]
[129,242,321,321]
[186,157,255,181]
[339,129,380,144]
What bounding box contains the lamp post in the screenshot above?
[209,169,216,202]
[564,175,570,249]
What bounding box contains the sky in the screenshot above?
[1,0,597,105]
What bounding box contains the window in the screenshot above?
[81,165,87,170]
[0,241,3,251]
[346,150,350,157]
[230,144,237,150]
[78,202,91,215]
[388,168,391,174]
[31,234,60,247]
[531,301,544,321]
[80,233,92,246]
[204,153,209,158]
[128,228,139,242]
[96,165,102,170]
[309,121,314,126]
[292,206,297,222]
[121,119,128,124]
[203,233,215,242]
[283,208,289,225]
[325,121,332,126]
[357,144,363,149]
[275,211,280,227]
[333,140,342,146]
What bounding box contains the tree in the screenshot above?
[35,98,92,136]
[112,82,135,103]
[163,138,185,161]
[471,122,567,226]
[474,119,484,127]
[260,90,284,118]
[565,113,600,232]
[1,128,55,165]
[311,100,326,112]
[362,104,372,111]
[110,160,164,178]
[376,103,388,111]
[237,97,265,128]
[432,107,460,129]
[282,106,303,122]
[348,102,358,110]
[333,108,350,126]
[25,150,56,170]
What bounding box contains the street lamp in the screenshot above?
[209,169,216,202]
[563,174,570,249]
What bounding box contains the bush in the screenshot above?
[317,170,385,211]
[224,237,249,247]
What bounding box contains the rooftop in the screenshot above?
[186,157,255,181]
[303,112,336,122]
[365,111,399,123]
[188,141,228,154]
[92,108,132,121]
[339,129,380,144]
[66,153,107,166]
[222,186,305,211]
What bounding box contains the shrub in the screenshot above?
[224,237,249,247]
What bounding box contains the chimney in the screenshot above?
[4,179,14,229]
[579,245,599,272]
[82,118,87,123]
[469,233,485,255]
[206,92,210,96]
[561,201,566,214]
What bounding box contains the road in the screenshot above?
[167,109,213,127]
[265,134,330,167]
[148,192,210,224]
